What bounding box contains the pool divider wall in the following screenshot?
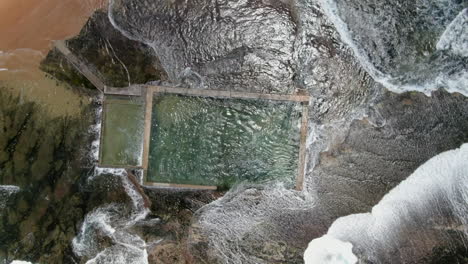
[98,95,107,166]
[142,87,153,171]
[295,103,309,191]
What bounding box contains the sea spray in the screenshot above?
[306,143,468,263]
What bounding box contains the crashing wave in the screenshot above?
[72,170,150,264]
[317,0,468,96]
[306,143,468,263]
[304,235,357,264]
[437,9,468,58]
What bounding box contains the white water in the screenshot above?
[195,183,316,264]
[317,0,468,96]
[0,185,20,209]
[72,168,150,264]
[304,235,357,264]
[437,8,468,58]
[89,98,103,163]
[306,143,468,262]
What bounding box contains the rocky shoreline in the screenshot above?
[1,1,467,263]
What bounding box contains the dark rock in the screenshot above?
[40,10,167,92]
[141,187,224,264]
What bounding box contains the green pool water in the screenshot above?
[147,94,302,187]
[99,96,145,167]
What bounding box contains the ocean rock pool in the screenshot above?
[146,94,303,188]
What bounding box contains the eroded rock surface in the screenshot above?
[109,0,297,92]
[311,90,468,217]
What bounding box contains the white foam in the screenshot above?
[0,68,8,71]
[11,261,33,264]
[0,185,20,192]
[0,185,21,209]
[196,183,316,263]
[89,104,103,162]
[436,8,468,57]
[307,143,468,261]
[304,235,357,264]
[317,0,468,96]
[73,170,149,263]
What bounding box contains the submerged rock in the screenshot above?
[0,89,96,263]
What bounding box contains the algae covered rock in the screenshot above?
[0,88,97,263]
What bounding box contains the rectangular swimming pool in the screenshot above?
[146,94,302,188]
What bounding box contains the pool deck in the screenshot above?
[55,40,309,190]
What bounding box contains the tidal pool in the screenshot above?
[147,94,302,188]
[99,95,145,167]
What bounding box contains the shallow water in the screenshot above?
[100,96,145,167]
[0,0,106,116]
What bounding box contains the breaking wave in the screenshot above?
[72,169,150,264]
[318,0,468,96]
[306,143,468,263]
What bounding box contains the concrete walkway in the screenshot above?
[149,85,310,102]
[54,40,106,92]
